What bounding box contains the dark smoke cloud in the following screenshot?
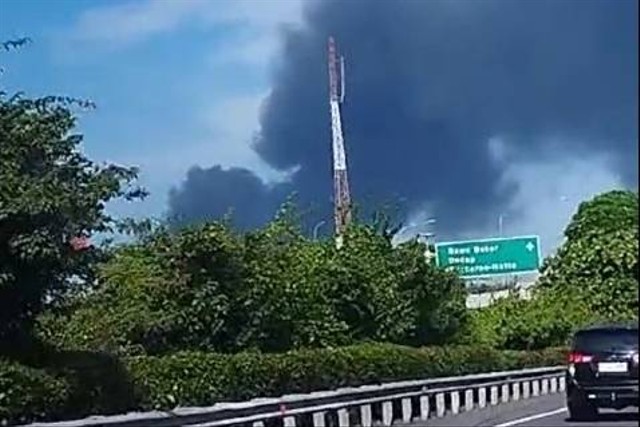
[167,166,292,229]
[169,0,638,235]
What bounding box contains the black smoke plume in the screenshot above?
[169,0,638,235]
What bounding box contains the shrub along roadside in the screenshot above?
[2,343,567,424]
[129,344,567,409]
[0,359,69,425]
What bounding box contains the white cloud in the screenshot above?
[67,0,211,46]
[208,0,305,30]
[66,0,305,62]
[207,0,305,68]
[209,32,282,69]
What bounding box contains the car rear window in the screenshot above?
[573,328,639,352]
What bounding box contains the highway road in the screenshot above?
[405,393,638,427]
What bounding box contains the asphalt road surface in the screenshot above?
[405,392,638,427]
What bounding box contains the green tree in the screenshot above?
[38,221,247,355]
[237,204,351,351]
[0,71,145,350]
[324,224,414,344]
[393,240,468,346]
[563,190,638,242]
[537,190,638,321]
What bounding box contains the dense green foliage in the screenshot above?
[0,343,567,424]
[0,359,68,425]
[128,344,566,409]
[0,94,145,348]
[563,190,638,242]
[537,190,638,320]
[38,207,468,355]
[463,190,639,350]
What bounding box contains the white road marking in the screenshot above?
[492,407,567,427]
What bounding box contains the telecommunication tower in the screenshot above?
[327,36,352,247]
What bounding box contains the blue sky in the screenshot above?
[1,0,302,219]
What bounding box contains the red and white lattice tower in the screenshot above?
[327,36,352,247]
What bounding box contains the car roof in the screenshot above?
[576,321,638,333]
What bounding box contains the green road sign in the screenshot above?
[435,235,541,278]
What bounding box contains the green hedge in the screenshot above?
[129,344,567,409]
[0,359,69,425]
[2,343,568,423]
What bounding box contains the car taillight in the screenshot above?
[568,352,593,363]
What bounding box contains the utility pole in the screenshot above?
[497,213,514,288]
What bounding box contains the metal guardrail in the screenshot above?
[26,366,566,427]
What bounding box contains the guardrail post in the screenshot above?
[550,377,558,393]
[532,380,540,397]
[478,387,487,408]
[360,405,372,427]
[490,386,499,405]
[435,393,446,417]
[464,389,474,412]
[401,398,412,422]
[419,395,430,420]
[450,391,460,415]
[511,382,520,401]
[523,381,531,399]
[252,422,265,427]
[382,400,393,426]
[312,412,326,427]
[284,416,296,427]
[501,384,509,403]
[541,378,549,395]
[337,408,349,426]
[559,376,566,392]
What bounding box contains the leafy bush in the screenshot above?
[39,208,468,355]
[40,349,139,419]
[127,343,567,410]
[393,241,467,346]
[460,292,589,350]
[233,211,353,352]
[0,359,68,425]
[38,222,247,356]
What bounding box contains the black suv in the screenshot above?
[566,322,639,420]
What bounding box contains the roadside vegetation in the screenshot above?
[1,39,637,425]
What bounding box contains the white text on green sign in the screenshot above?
[435,236,541,278]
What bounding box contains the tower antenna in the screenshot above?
[328,37,352,248]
